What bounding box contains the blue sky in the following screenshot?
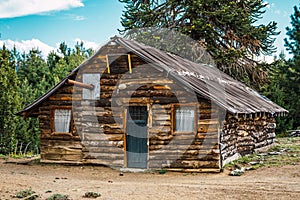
[0,0,298,60]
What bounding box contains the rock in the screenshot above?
[245,167,255,171]
[268,152,281,155]
[230,168,245,176]
[288,130,300,137]
[249,161,259,165]
[257,153,268,156]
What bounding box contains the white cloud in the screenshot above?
[0,0,84,19]
[65,14,86,21]
[74,15,86,21]
[0,39,55,58]
[0,38,100,59]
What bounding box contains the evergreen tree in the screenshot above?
[283,4,300,130]
[262,4,300,134]
[17,49,51,97]
[0,42,94,154]
[119,0,279,87]
[0,45,20,154]
[49,42,94,85]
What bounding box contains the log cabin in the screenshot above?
[18,36,287,172]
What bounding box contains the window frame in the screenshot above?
[50,106,73,136]
[171,103,197,134]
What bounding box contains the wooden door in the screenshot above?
[126,106,148,168]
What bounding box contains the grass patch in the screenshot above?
[83,192,101,198]
[224,137,300,171]
[14,189,37,199]
[0,154,8,160]
[9,152,37,159]
[46,194,70,200]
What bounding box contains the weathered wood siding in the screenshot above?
[37,43,221,171]
[38,83,83,164]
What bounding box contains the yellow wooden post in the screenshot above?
[106,55,110,74]
[128,54,132,74]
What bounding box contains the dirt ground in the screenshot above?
[0,160,299,200]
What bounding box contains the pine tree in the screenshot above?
[262,4,300,133]
[0,45,21,154]
[283,4,300,130]
[119,0,279,87]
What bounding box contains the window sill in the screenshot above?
[173,131,195,135]
[51,132,73,137]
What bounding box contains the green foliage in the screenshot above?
[47,194,70,200]
[224,137,300,171]
[0,46,21,154]
[0,42,93,155]
[283,4,300,130]
[261,4,300,133]
[83,192,101,198]
[119,0,279,88]
[14,189,36,199]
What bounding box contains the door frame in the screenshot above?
[123,104,150,169]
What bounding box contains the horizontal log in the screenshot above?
[152,120,171,126]
[40,159,83,165]
[149,144,219,151]
[173,160,220,168]
[165,168,221,173]
[49,96,81,101]
[100,78,119,86]
[149,154,220,161]
[41,146,82,155]
[149,160,219,169]
[40,140,83,149]
[80,133,113,141]
[152,114,170,121]
[196,133,218,139]
[82,158,123,167]
[83,146,124,154]
[198,124,218,133]
[82,140,123,147]
[152,104,172,109]
[101,85,116,91]
[198,119,219,125]
[152,148,219,155]
[83,152,123,160]
[40,134,81,140]
[61,154,83,161]
[150,134,173,141]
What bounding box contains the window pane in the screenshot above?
[83,73,100,100]
[175,107,194,132]
[54,109,71,132]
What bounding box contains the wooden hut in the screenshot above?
[18,36,287,172]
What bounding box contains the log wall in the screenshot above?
[36,43,222,171]
[220,113,276,166]
[38,83,83,164]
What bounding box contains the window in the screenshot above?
[82,73,100,100]
[53,109,71,133]
[174,106,195,132]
